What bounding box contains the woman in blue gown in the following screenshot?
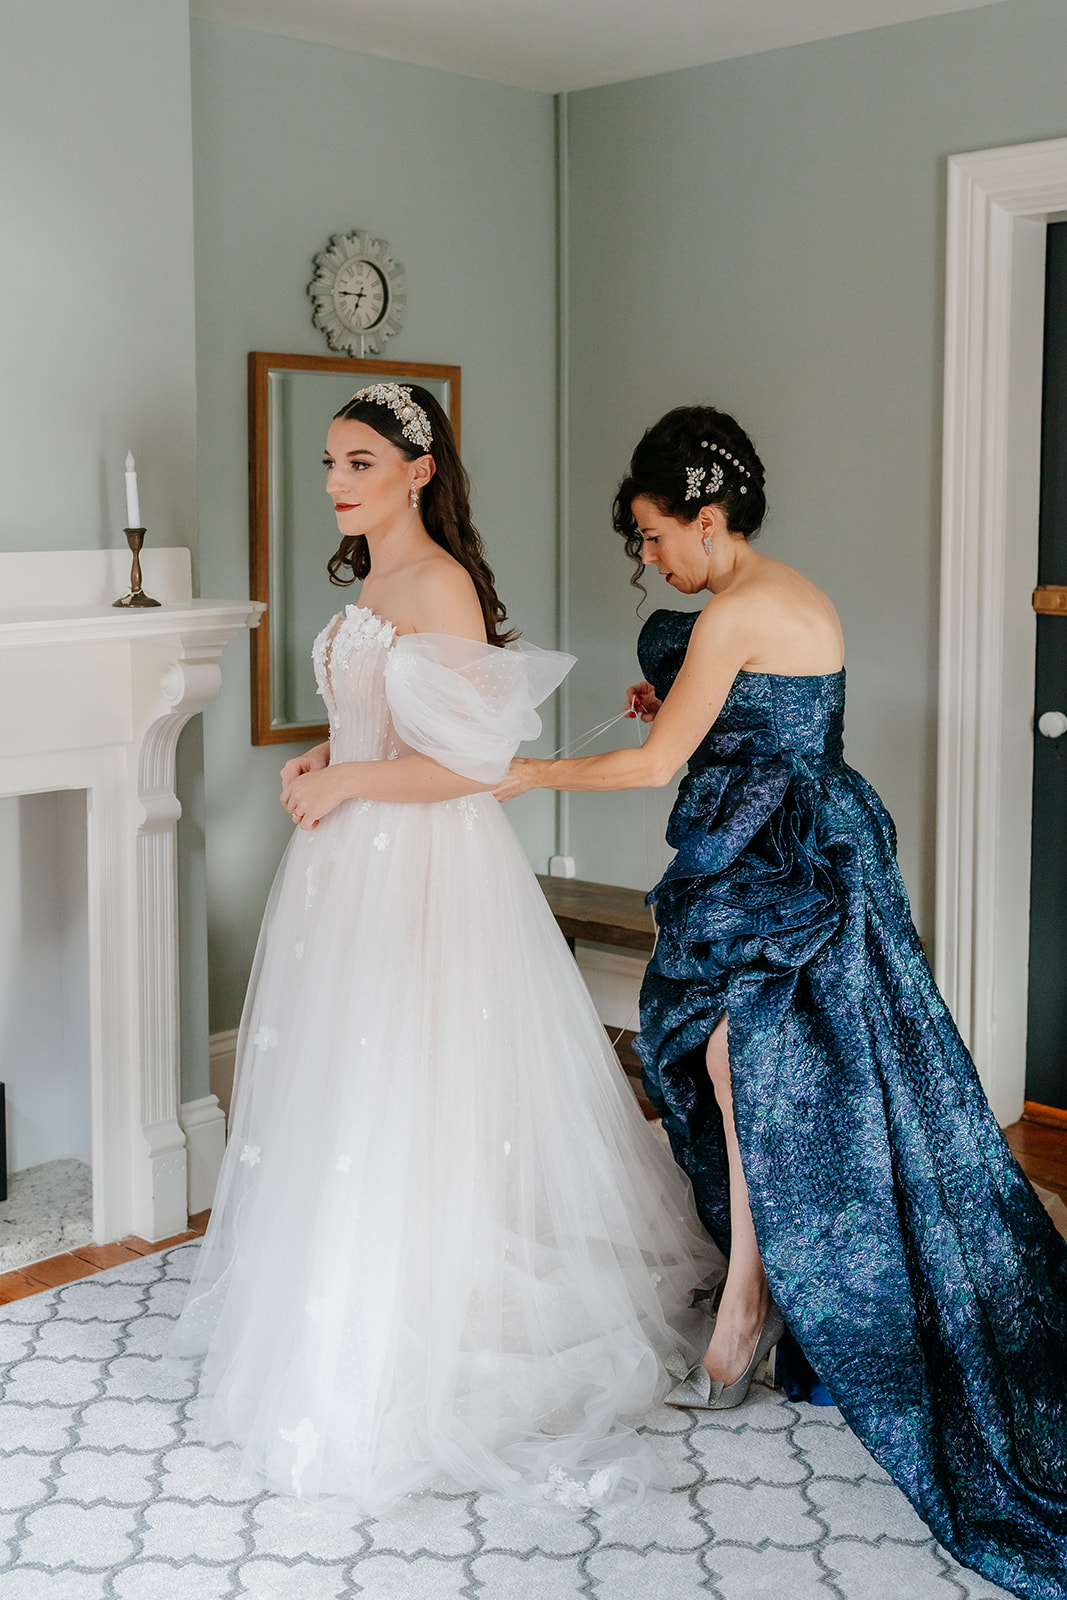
[496,405,1067,1600]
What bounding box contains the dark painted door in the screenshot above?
[1025,220,1067,1113]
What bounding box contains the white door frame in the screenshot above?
[936,135,1067,1125]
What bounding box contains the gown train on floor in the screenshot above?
[635,608,1067,1600]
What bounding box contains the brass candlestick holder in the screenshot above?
[112,528,160,608]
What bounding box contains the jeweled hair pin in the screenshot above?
[347,383,433,452]
[699,438,750,494]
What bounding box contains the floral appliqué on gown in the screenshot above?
[173,604,721,1510]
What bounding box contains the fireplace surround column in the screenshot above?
[0,548,263,1242]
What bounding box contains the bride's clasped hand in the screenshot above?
[279,745,338,829]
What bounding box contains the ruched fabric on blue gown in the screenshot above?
[634,609,1067,1600]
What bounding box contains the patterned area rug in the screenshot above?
[0,1244,1014,1599]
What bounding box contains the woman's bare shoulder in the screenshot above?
[405,553,486,641]
[703,553,843,673]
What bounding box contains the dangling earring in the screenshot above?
[410,484,420,511]
[703,535,713,556]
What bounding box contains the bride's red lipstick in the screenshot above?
[333,502,357,511]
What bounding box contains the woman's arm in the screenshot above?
[282,754,491,829]
[496,602,749,799]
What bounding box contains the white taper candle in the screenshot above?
[124,451,141,528]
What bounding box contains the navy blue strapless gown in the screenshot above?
[635,609,1067,1600]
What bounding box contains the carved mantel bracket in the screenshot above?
[0,548,263,1243]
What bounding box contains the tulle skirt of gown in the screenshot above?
[173,791,720,1510]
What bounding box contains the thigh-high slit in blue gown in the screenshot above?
[634,610,1067,1600]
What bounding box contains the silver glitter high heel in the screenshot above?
[664,1303,785,1411]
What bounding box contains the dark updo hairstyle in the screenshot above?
[327,384,515,646]
[612,405,767,591]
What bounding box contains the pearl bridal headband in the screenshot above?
[347,383,434,453]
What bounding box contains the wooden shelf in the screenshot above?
[536,875,656,953]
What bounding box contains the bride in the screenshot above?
[172,382,721,1510]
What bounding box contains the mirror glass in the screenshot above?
[249,355,460,744]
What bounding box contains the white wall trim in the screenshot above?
[208,1027,239,1122]
[554,91,572,861]
[937,136,1067,1123]
[0,550,260,1243]
[180,1095,227,1214]
[574,945,646,1030]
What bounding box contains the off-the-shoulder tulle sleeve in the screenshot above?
[383,633,575,783]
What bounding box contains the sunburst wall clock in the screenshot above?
[307,229,406,358]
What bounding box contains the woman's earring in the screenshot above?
[410,485,420,511]
[703,535,713,556]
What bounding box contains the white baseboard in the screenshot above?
[208,1027,239,1122]
[573,946,646,1031]
[180,1094,227,1214]
[182,1027,240,1217]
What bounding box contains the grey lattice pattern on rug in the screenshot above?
[0,1245,1013,1598]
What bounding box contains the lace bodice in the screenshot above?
[312,605,405,765]
[311,604,575,782]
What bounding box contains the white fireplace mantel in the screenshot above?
[0,548,263,1244]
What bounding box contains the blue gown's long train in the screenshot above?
[634,609,1067,1600]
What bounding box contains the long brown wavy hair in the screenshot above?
[327,385,515,646]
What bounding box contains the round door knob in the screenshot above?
[1038,710,1067,738]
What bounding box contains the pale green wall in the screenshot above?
[0,0,197,554]
[0,0,211,1106]
[564,0,1067,937]
[7,0,1064,1062]
[190,22,559,1031]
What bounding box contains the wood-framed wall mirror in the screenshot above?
[248,351,461,745]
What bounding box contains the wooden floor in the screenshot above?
[0,1110,1061,1309]
[0,1209,210,1307]
[1004,1118,1067,1202]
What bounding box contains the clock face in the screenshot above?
[309,229,405,357]
[333,258,388,332]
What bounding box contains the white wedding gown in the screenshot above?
[173,603,722,1510]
